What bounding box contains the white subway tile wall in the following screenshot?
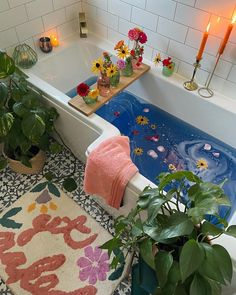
[82,0,236,99]
[0,0,82,54]
[0,0,236,99]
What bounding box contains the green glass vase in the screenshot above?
[83,96,98,105]
[122,58,133,77]
[12,44,37,69]
[110,70,120,87]
[162,62,175,77]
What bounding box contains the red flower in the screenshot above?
[162,57,172,66]
[130,49,135,57]
[138,56,143,63]
[138,32,147,44]
[77,83,89,97]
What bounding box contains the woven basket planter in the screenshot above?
[4,149,46,175]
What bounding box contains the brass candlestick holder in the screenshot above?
[183,59,201,91]
[198,53,221,98]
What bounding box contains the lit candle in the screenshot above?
[196,22,211,62]
[50,35,59,47]
[218,15,236,55]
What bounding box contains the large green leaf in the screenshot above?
[0,51,15,79]
[13,102,30,118]
[198,243,226,284]
[148,212,194,243]
[21,114,45,144]
[157,171,201,191]
[190,273,211,295]
[207,278,222,295]
[155,250,173,287]
[212,244,232,284]
[0,83,8,106]
[0,112,14,136]
[179,239,205,282]
[139,238,155,269]
[201,221,224,236]
[147,197,166,223]
[226,225,236,238]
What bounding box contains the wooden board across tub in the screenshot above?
[68,63,150,116]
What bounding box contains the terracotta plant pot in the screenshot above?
[4,148,46,175]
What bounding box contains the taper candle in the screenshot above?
[218,15,236,55]
[196,23,211,62]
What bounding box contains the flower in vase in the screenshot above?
[117,44,130,59]
[106,64,118,77]
[91,57,104,74]
[162,57,172,67]
[117,59,126,70]
[128,28,139,41]
[114,40,124,50]
[77,83,89,97]
[88,88,99,99]
[153,53,161,65]
[138,31,147,44]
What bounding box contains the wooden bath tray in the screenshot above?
[68,63,150,116]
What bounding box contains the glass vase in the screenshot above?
[83,96,98,105]
[97,73,111,97]
[12,43,38,69]
[110,70,120,87]
[121,58,133,77]
[162,62,175,77]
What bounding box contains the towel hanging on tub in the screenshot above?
[83,136,138,209]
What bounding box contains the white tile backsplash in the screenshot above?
[0,0,235,100]
[146,0,177,20]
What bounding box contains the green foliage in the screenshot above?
[100,170,234,294]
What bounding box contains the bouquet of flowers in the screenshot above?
[128,27,147,67]
[77,82,99,104]
[114,40,133,76]
[153,53,175,77]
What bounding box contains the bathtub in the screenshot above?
[24,33,236,294]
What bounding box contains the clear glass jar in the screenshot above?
[162,62,175,77]
[121,58,133,77]
[97,73,111,97]
[110,70,120,87]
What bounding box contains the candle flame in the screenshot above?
[217,17,221,23]
[206,22,211,32]
[231,15,236,24]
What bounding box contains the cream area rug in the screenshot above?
[0,181,123,295]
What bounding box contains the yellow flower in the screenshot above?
[196,158,208,169]
[117,45,130,59]
[134,148,143,155]
[150,124,157,130]
[91,58,104,74]
[136,115,149,125]
[106,64,118,77]
[168,164,176,171]
[153,53,161,65]
[88,88,99,99]
[167,63,174,70]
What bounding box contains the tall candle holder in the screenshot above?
[198,54,221,98]
[183,59,201,91]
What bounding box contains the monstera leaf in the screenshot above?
[0,51,15,79]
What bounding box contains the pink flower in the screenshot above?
[138,31,147,44]
[117,59,126,70]
[77,246,110,285]
[128,29,139,41]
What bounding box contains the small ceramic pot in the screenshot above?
[162,62,175,77]
[110,70,120,87]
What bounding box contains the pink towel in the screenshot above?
[83,136,138,209]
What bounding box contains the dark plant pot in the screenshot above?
[131,257,158,294]
[3,147,46,175]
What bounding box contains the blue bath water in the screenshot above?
[67,86,236,220]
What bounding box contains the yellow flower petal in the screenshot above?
[40,205,48,214]
[27,203,36,213]
[117,45,130,59]
[49,202,57,211]
[88,88,99,99]
[106,64,118,77]
[91,58,104,74]
[196,158,208,169]
[134,148,143,155]
[136,115,149,125]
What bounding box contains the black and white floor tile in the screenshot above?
[0,146,131,295]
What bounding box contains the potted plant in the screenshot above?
[101,170,236,295]
[0,50,60,174]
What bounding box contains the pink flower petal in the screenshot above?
[84,246,94,261]
[99,262,110,273]
[98,271,107,281]
[88,268,98,285]
[79,265,92,281]
[94,247,102,261]
[98,252,109,263]
[77,257,92,268]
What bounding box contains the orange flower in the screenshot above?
[114,40,124,50]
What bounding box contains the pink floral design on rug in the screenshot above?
[77,246,110,285]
